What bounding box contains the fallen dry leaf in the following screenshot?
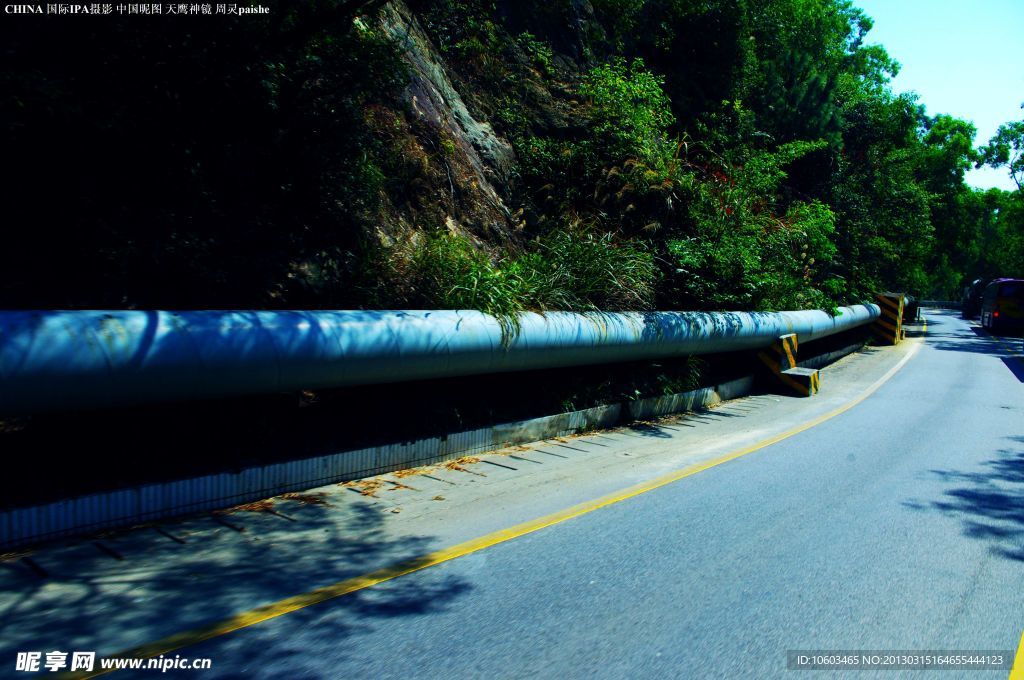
[393,467,433,478]
[230,499,275,514]
[444,456,486,476]
[342,478,386,498]
[279,492,332,507]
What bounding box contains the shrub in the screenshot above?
[580,57,676,168]
[516,32,555,77]
[516,229,659,311]
[668,198,841,312]
[410,232,522,318]
[389,228,658,327]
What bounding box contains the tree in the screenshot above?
[830,85,934,297]
[979,112,1024,190]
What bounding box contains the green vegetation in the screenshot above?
[376,228,657,318]
[979,120,1024,191]
[516,32,556,77]
[1,2,407,308]
[581,57,676,167]
[1,0,1022,312]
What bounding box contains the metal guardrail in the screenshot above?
[0,306,880,414]
[919,300,962,309]
[0,304,882,547]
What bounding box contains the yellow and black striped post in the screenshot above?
[873,293,904,345]
[757,333,820,397]
[759,333,799,372]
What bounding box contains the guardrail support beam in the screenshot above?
[757,333,820,397]
[873,293,905,345]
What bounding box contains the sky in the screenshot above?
[854,0,1023,191]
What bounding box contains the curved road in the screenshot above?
[146,311,1024,677]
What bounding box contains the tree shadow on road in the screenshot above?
[0,495,472,672]
[924,310,1023,356]
[921,435,1024,562]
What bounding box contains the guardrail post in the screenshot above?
[757,334,820,397]
[873,293,905,344]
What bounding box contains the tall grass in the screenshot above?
[526,229,658,311]
[384,228,658,337]
[411,232,522,318]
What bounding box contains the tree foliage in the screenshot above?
[2,0,1021,312]
[0,3,405,307]
[980,118,1024,191]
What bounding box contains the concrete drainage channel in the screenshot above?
[0,339,868,550]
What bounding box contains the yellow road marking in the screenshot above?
[1010,630,1024,680]
[987,331,1024,358]
[66,322,927,679]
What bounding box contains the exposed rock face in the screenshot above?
[376,2,516,242]
[496,0,600,63]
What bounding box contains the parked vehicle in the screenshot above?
[902,295,919,323]
[961,278,991,319]
[980,278,1024,333]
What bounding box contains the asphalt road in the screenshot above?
[122,311,1024,678]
